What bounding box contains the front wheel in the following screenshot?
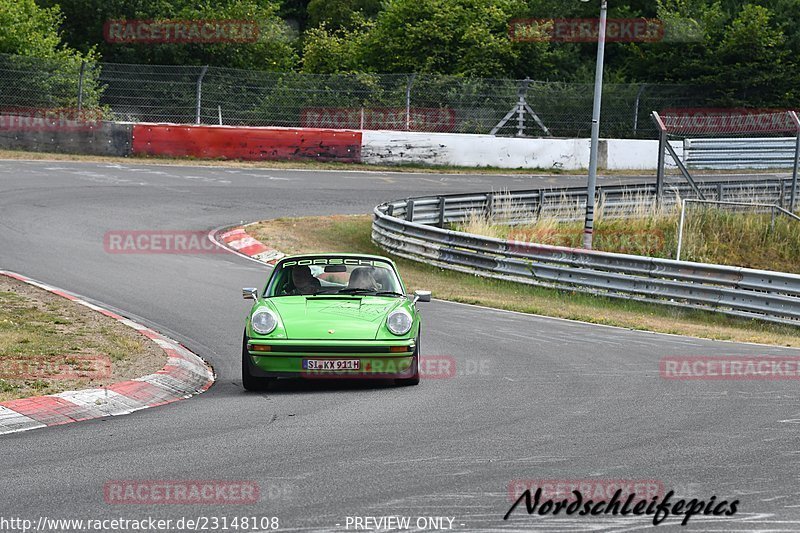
[242,335,274,391]
[395,335,420,386]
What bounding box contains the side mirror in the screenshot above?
[412,290,431,303]
[242,287,259,300]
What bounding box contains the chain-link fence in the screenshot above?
[0,52,725,138]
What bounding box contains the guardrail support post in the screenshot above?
[437,197,446,228]
[536,192,544,219]
[406,200,415,222]
[485,193,494,219]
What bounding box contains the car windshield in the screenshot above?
[268,258,404,297]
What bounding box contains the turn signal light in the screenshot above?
[389,345,409,353]
[248,344,271,352]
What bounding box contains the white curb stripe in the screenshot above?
[0,406,47,434]
[53,389,135,417]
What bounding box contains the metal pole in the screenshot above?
[789,111,800,213]
[218,105,222,125]
[770,207,776,234]
[195,65,208,125]
[665,141,706,200]
[405,74,416,131]
[582,0,608,250]
[77,61,86,112]
[633,84,645,136]
[517,78,530,137]
[652,112,667,207]
[676,198,686,261]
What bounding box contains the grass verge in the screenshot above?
[0,276,165,401]
[247,214,800,348]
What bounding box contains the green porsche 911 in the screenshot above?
[241,254,430,389]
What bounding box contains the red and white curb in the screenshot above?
[0,271,215,435]
[213,225,284,265]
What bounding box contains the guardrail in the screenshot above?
[684,138,799,169]
[372,178,800,326]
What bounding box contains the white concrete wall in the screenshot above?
[605,139,682,169]
[361,130,683,170]
[362,131,591,170]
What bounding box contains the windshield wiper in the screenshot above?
[308,288,338,296]
[337,288,374,295]
[336,288,405,297]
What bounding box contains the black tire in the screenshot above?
[242,335,274,391]
[395,335,421,386]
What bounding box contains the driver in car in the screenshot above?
[292,265,321,295]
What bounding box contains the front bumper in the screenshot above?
[247,338,416,378]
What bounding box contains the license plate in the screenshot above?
[303,359,360,370]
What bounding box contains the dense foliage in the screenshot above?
[0,0,797,107]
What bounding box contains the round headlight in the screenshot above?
[251,309,278,335]
[386,309,413,336]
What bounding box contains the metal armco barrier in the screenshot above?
[372,179,800,326]
[684,138,799,169]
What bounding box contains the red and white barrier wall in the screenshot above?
[0,120,681,170]
[129,124,680,170]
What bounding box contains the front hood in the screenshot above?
[269,296,403,340]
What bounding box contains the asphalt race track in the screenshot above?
[1,160,799,532]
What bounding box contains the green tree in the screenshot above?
[714,4,793,106]
[0,0,93,60]
[360,0,527,77]
[301,21,370,73]
[307,0,381,31]
[278,0,311,32]
[37,0,298,70]
[0,0,99,108]
[622,1,797,107]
